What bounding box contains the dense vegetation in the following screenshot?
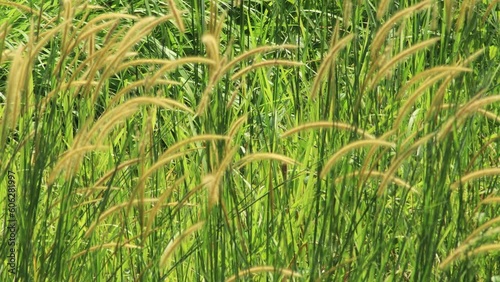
[1,0,500,281]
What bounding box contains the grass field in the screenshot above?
[1,0,500,281]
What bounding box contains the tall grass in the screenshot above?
[1,0,499,281]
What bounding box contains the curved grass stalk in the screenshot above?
[1,48,26,146]
[481,197,500,204]
[0,1,54,23]
[357,129,397,188]
[377,0,390,19]
[451,168,500,189]
[166,0,185,32]
[84,198,167,238]
[89,96,194,142]
[227,114,248,141]
[88,158,140,189]
[124,57,216,84]
[393,72,463,129]
[225,266,302,282]
[320,139,395,178]
[205,146,239,209]
[202,33,220,73]
[440,222,500,269]
[49,97,193,184]
[144,176,186,238]
[159,221,205,269]
[377,132,436,195]
[281,121,376,140]
[109,79,181,105]
[133,135,228,210]
[368,38,440,90]
[48,145,108,185]
[395,66,471,100]
[153,134,229,165]
[90,16,175,102]
[370,1,431,62]
[433,104,500,125]
[438,94,500,141]
[310,33,354,99]
[71,242,140,260]
[234,153,300,170]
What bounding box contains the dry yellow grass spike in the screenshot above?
[444,0,452,32]
[377,0,390,20]
[343,0,352,28]
[208,0,218,34]
[3,48,25,131]
[357,129,396,186]
[370,0,431,62]
[109,79,181,105]
[146,57,216,85]
[137,151,189,190]
[226,266,302,282]
[50,96,194,184]
[440,216,500,269]
[481,197,500,204]
[196,74,219,116]
[206,146,239,209]
[71,242,140,260]
[463,217,500,245]
[0,1,52,23]
[310,33,354,99]
[282,121,376,140]
[454,0,477,33]
[369,37,440,90]
[89,107,139,146]
[462,48,485,66]
[92,96,193,142]
[136,135,229,192]
[61,0,74,47]
[476,108,500,124]
[202,33,220,72]
[438,94,500,141]
[159,221,205,269]
[113,17,158,50]
[82,13,138,28]
[395,66,471,100]
[427,75,454,121]
[47,145,109,186]
[227,114,248,141]
[84,198,168,238]
[96,16,174,98]
[196,34,223,115]
[377,132,436,195]
[144,175,186,238]
[393,71,464,130]
[320,139,395,178]
[156,134,230,161]
[0,23,10,63]
[451,168,500,189]
[226,80,246,108]
[234,153,300,170]
[482,0,500,23]
[166,0,185,32]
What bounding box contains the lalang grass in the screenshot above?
[1,0,500,281]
